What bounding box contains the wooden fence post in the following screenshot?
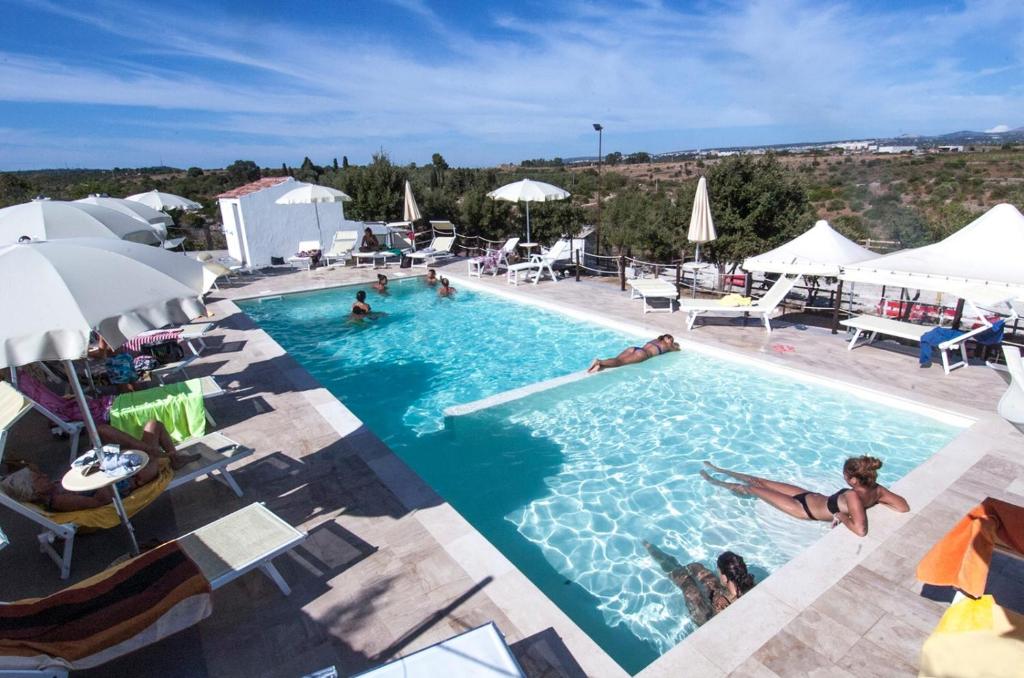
[575,250,581,282]
[831,279,844,334]
[618,255,626,291]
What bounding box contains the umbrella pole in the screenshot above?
[314,204,324,253]
[63,360,103,452]
[526,202,531,243]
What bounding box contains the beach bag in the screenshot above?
[400,255,412,269]
[106,353,140,384]
[145,340,185,365]
[271,256,285,265]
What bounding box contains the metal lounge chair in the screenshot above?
[506,239,570,286]
[0,503,305,677]
[0,407,255,580]
[678,273,801,332]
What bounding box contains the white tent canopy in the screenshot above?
[840,203,1024,302]
[0,200,162,246]
[743,219,875,276]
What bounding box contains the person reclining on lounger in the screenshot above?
[643,542,755,626]
[700,456,909,537]
[1,458,161,512]
[99,420,200,471]
[587,335,679,373]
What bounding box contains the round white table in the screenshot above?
[63,450,149,556]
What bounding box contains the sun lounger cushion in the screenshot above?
[919,594,1024,678]
[0,541,212,670]
[10,459,173,531]
[109,379,207,443]
[916,497,1024,598]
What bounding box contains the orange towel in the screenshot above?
[916,497,1024,598]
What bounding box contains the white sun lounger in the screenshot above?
[627,279,678,314]
[352,622,525,678]
[323,230,359,268]
[840,314,996,375]
[0,424,254,580]
[468,237,520,277]
[678,274,800,332]
[506,239,570,286]
[407,235,456,268]
[287,240,323,271]
[0,503,305,678]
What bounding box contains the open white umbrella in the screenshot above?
[487,179,569,243]
[125,190,202,212]
[76,195,173,240]
[403,180,422,223]
[687,176,717,263]
[275,183,351,252]
[0,200,162,245]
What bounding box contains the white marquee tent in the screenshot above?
[743,219,875,276]
[840,203,1024,303]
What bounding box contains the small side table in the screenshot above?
[62,450,149,556]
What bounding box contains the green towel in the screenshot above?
[109,379,207,443]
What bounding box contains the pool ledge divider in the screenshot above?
[444,371,592,417]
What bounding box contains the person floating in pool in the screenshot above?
[350,290,372,319]
[587,334,679,373]
[700,455,909,537]
[425,269,438,286]
[438,277,456,298]
[373,274,389,294]
[643,543,755,626]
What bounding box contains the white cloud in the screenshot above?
[2,0,1024,167]
[985,124,1011,133]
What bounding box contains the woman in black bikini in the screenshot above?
[700,456,909,537]
[587,334,680,373]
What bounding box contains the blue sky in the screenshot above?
[0,0,1021,170]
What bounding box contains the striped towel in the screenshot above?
[122,329,183,353]
[0,542,212,668]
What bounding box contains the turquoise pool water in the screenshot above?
[240,281,962,674]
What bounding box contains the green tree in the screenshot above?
[226,160,260,185]
[704,154,812,266]
[927,202,973,242]
[0,173,36,207]
[186,166,204,177]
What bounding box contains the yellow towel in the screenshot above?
[918,595,1024,678]
[719,294,752,307]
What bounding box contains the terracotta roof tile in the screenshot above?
[216,176,291,199]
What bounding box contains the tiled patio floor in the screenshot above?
[2,259,1021,678]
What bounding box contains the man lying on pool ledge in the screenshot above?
[587,334,680,373]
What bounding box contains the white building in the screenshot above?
[874,145,917,154]
[216,177,363,267]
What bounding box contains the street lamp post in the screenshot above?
[593,123,603,253]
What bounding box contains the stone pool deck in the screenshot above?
[1,260,1021,678]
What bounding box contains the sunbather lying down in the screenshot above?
[588,334,680,373]
[1,458,161,512]
[98,419,200,471]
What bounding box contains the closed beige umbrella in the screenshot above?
[687,176,717,263]
[403,180,422,222]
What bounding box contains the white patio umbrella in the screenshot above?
[0,200,162,245]
[687,176,717,263]
[403,180,422,222]
[76,195,173,240]
[275,183,351,251]
[125,190,202,212]
[487,179,569,243]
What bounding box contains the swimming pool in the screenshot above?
[240,280,963,674]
